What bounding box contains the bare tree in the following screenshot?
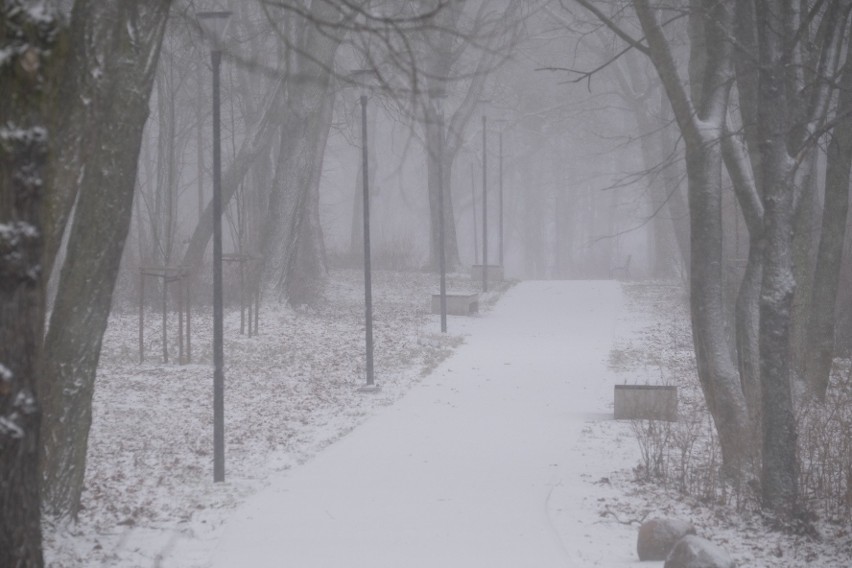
[0,2,64,564]
[38,0,172,520]
[574,0,852,518]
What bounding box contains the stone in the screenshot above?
[664,535,736,568]
[637,518,696,561]
[430,293,478,316]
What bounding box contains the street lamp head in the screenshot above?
[197,11,232,49]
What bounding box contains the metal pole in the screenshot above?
[139,270,144,363]
[471,163,478,265]
[185,272,191,363]
[162,273,168,364]
[211,48,225,483]
[499,128,504,268]
[361,94,375,386]
[437,106,448,333]
[178,274,184,364]
[482,115,488,292]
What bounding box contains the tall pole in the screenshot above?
[211,47,225,483]
[499,128,504,268]
[471,163,478,265]
[482,115,488,292]
[437,104,448,333]
[361,94,375,386]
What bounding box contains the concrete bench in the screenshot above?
[471,264,504,282]
[614,385,677,421]
[431,293,479,316]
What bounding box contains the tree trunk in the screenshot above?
[39,0,171,520]
[425,107,462,271]
[684,140,753,478]
[258,15,340,304]
[735,239,763,432]
[789,153,819,386]
[632,0,754,477]
[181,78,287,271]
[756,9,799,516]
[0,3,64,564]
[804,46,852,399]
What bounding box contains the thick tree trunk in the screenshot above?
[425,107,462,271]
[735,240,763,431]
[789,154,819,385]
[181,78,286,271]
[259,63,338,304]
[758,173,799,516]
[280,94,332,305]
[805,49,852,399]
[685,141,753,478]
[720,119,764,446]
[756,11,799,515]
[0,3,64,565]
[633,0,753,478]
[39,1,171,520]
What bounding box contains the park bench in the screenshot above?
[431,293,479,316]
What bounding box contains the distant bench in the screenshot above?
[431,293,479,316]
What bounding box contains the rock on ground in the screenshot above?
[637,518,696,561]
[664,535,735,568]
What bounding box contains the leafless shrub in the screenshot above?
[631,417,672,482]
[630,391,729,507]
[797,361,852,520]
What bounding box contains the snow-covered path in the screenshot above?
[211,280,626,567]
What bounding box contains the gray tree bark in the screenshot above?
[804,42,852,399]
[257,1,342,305]
[181,77,287,271]
[39,0,171,520]
[752,0,849,518]
[0,2,64,564]
[634,0,753,478]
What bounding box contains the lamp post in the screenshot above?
[351,70,380,391]
[497,121,506,268]
[198,10,231,483]
[426,87,447,333]
[433,92,447,333]
[481,114,488,292]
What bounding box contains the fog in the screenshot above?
[11,1,852,565]
[122,0,678,309]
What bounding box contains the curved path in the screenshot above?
[212,280,625,567]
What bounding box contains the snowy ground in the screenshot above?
[43,271,852,567]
